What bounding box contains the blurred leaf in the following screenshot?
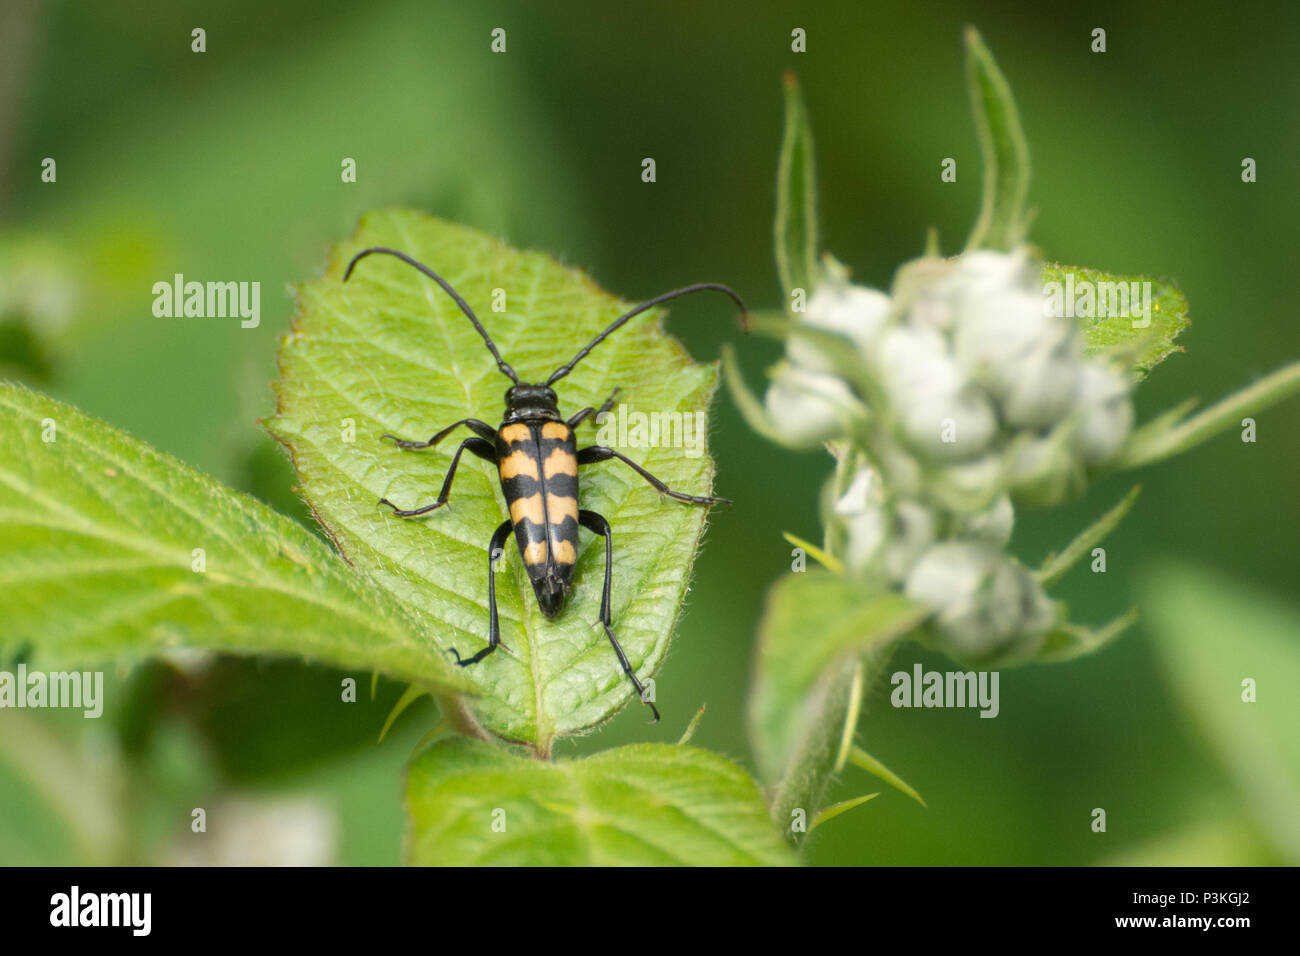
[774,71,820,299]
[0,711,122,865]
[963,28,1030,251]
[0,383,464,691]
[1142,560,1300,863]
[267,210,728,754]
[1042,263,1190,377]
[0,235,86,384]
[1102,799,1285,866]
[1036,486,1140,586]
[406,737,797,866]
[0,319,57,383]
[183,660,427,780]
[747,570,931,836]
[1115,360,1300,469]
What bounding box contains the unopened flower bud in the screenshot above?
[764,363,859,448]
[882,500,936,583]
[948,249,1039,297]
[955,494,1015,547]
[832,466,888,573]
[932,453,1005,511]
[1070,362,1134,464]
[875,326,996,460]
[953,289,1080,427]
[892,257,957,333]
[1001,338,1084,429]
[1005,434,1087,508]
[904,541,1055,665]
[792,284,893,368]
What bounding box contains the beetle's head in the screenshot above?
[504,383,560,421]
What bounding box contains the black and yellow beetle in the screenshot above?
[344,247,747,721]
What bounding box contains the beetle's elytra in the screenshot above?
[344,246,747,722]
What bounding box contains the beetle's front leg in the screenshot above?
[566,388,621,430]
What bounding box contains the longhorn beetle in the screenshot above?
[345,247,747,722]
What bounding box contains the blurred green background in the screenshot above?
[2,0,1297,865]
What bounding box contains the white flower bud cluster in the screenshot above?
[768,248,1137,664]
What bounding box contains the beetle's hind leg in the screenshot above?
[449,518,514,668]
[379,436,496,517]
[579,509,660,722]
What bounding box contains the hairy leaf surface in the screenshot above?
[267,210,727,753]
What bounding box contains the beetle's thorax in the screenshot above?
[503,383,561,422]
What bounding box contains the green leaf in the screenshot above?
[266,210,728,754]
[1035,486,1140,585]
[747,570,931,836]
[1042,263,1190,377]
[963,27,1031,251]
[774,71,820,298]
[1141,561,1300,864]
[405,737,798,866]
[1114,360,1300,469]
[0,383,465,690]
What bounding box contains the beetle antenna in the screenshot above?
[344,246,521,385]
[546,283,748,386]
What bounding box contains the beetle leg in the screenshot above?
[565,388,621,429]
[379,437,496,516]
[576,445,731,506]
[381,417,497,449]
[578,509,660,723]
[449,518,514,668]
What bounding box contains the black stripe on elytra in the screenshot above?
[512,516,548,551]
[539,434,574,455]
[501,472,543,499]
[546,514,579,538]
[543,472,579,500]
